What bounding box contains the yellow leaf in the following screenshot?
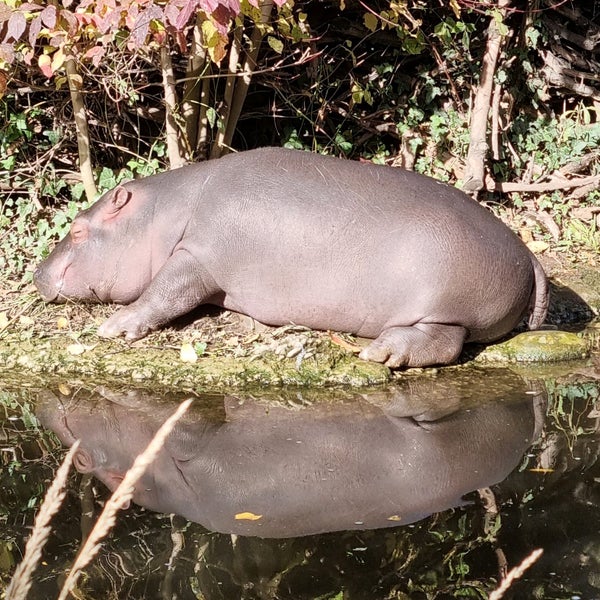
[66,343,86,355]
[180,342,198,363]
[527,240,549,254]
[234,512,263,521]
[201,20,219,47]
[51,47,65,74]
[387,515,402,521]
[449,0,461,18]
[58,383,71,396]
[363,12,379,33]
[56,316,69,329]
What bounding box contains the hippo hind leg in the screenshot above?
[359,323,468,368]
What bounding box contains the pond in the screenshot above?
[1,365,599,599]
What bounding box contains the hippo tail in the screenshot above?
[527,256,549,330]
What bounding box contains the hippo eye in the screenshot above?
[70,222,87,244]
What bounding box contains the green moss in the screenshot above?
[0,334,391,391]
[476,330,591,363]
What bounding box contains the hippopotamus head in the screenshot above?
[34,184,155,305]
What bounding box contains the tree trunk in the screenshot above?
[222,0,274,150]
[210,24,243,159]
[64,58,97,201]
[161,44,186,169]
[182,16,208,157]
[463,0,512,194]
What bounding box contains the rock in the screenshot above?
[477,330,590,363]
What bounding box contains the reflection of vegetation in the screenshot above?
[4,378,600,598]
[545,380,600,452]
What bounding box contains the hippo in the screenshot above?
[36,372,546,537]
[34,148,549,368]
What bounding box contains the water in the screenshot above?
[1,367,599,599]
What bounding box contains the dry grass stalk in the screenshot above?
[57,398,193,600]
[6,440,81,600]
[488,548,544,600]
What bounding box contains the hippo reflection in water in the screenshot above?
[37,371,546,538]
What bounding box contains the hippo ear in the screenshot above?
[103,186,132,219]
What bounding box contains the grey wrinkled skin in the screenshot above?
[36,379,546,538]
[34,148,549,368]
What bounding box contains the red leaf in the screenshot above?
[84,45,105,67]
[38,54,53,78]
[0,43,15,64]
[175,0,199,31]
[131,4,163,47]
[60,9,79,36]
[28,14,42,47]
[0,4,11,25]
[6,12,26,42]
[40,5,57,28]
[163,3,180,28]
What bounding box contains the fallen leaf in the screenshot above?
[329,331,362,353]
[527,240,550,254]
[66,343,86,355]
[58,383,71,396]
[56,316,69,329]
[387,515,402,522]
[180,342,198,363]
[66,342,97,356]
[234,512,263,521]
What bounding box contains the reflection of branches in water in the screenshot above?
[545,380,600,455]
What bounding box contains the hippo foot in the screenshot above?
[359,323,468,368]
[97,305,155,341]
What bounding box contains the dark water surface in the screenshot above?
[1,367,599,599]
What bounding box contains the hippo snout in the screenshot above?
[33,264,63,302]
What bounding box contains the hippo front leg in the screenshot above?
[97,251,218,340]
[359,323,468,368]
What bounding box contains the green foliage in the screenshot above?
[0,94,166,281]
[510,109,600,175]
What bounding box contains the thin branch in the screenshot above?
[487,173,600,193]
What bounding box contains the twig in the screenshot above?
[488,548,544,600]
[6,441,81,600]
[57,399,193,600]
[487,173,600,193]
